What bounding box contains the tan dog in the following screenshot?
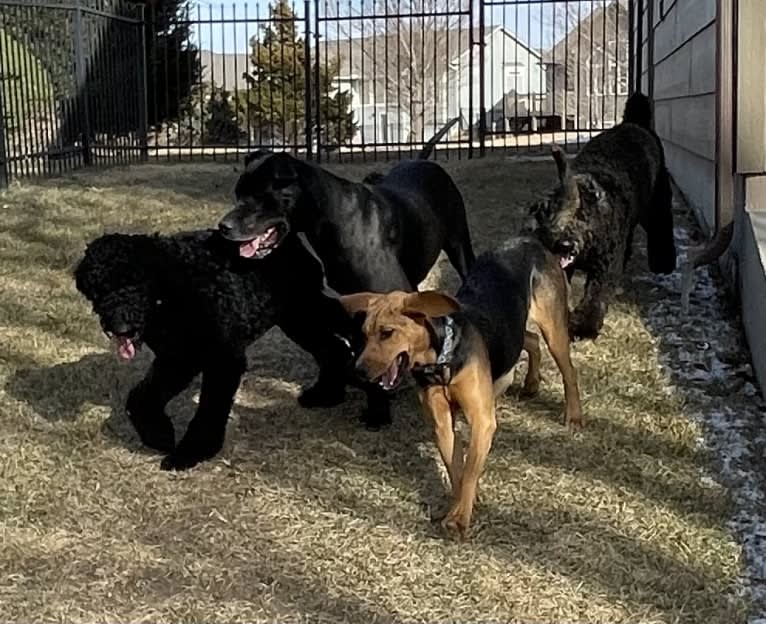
[342,238,582,537]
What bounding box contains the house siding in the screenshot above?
[637,0,717,229]
[633,0,766,392]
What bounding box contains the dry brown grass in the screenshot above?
[0,157,749,623]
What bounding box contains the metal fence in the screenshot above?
[0,0,631,184]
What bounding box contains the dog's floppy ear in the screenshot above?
[339,292,378,316]
[402,291,460,320]
[551,144,568,182]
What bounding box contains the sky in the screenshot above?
[189,0,605,55]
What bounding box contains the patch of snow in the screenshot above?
[636,199,766,623]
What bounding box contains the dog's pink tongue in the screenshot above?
[113,336,136,361]
[239,227,276,258]
[239,240,259,258]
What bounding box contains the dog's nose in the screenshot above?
[354,358,369,379]
[557,240,575,254]
[218,218,233,235]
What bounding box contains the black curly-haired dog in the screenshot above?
[74,229,362,471]
[527,92,676,339]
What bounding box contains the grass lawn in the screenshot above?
[0,157,759,623]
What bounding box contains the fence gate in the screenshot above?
[0,0,145,186]
[475,0,631,156]
[313,0,475,161]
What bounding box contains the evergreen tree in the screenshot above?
[204,86,243,145]
[239,0,355,148]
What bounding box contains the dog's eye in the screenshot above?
[380,328,394,340]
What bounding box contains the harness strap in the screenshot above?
[411,315,459,388]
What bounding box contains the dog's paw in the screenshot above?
[441,508,471,540]
[569,311,603,341]
[298,382,345,409]
[126,408,176,454]
[159,440,222,471]
[139,427,176,455]
[519,377,540,399]
[160,452,200,472]
[361,407,392,431]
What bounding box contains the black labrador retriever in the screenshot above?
[217,149,475,427]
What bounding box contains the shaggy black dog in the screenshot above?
[527,92,676,339]
[74,230,358,471]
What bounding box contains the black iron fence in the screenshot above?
[0,0,631,184]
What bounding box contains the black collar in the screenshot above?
[411,315,460,387]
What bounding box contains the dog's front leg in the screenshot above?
[447,365,496,539]
[570,265,615,340]
[126,356,200,454]
[420,386,463,501]
[160,354,246,471]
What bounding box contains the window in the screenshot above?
[504,63,524,93]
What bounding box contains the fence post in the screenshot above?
[0,69,8,188]
[137,4,148,161]
[478,0,486,157]
[313,0,321,163]
[304,0,312,160]
[73,0,92,165]
[468,0,474,159]
[634,0,643,93]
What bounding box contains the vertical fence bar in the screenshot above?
[304,0,313,159]
[0,50,8,188]
[467,0,473,158]
[138,5,148,161]
[73,0,92,165]
[477,0,485,157]
[313,0,321,161]
[628,0,634,95]
[18,4,38,175]
[6,10,27,177]
[634,0,643,93]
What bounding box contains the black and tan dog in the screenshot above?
[216,136,475,428]
[341,237,582,536]
[527,92,677,339]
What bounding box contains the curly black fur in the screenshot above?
[527,92,676,339]
[74,230,362,471]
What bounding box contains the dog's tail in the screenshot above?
[417,117,460,160]
[680,221,734,313]
[622,92,653,129]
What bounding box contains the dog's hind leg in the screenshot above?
[530,270,583,428]
[444,234,476,281]
[519,331,542,398]
[160,353,246,471]
[443,191,476,280]
[644,166,677,274]
[126,356,200,454]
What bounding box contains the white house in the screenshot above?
[327,26,545,144]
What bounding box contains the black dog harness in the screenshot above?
[411,315,465,388]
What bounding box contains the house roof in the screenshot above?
[542,0,628,64]
[323,26,540,80]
